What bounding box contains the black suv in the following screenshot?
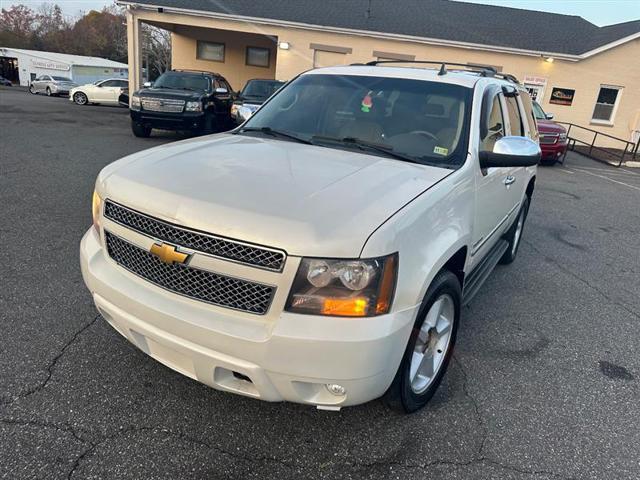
[130,70,234,137]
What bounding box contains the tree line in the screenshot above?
[0,3,170,78]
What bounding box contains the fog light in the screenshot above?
[326,384,346,396]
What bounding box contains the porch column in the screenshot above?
[126,9,143,96]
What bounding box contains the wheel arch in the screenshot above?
[526,175,536,199]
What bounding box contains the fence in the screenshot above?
[557,122,639,167]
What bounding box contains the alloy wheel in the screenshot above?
[409,294,454,394]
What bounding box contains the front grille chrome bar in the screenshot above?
[104,200,286,271]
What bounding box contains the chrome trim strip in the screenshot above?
[104,199,287,272]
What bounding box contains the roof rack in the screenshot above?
[172,69,218,75]
[359,60,520,84]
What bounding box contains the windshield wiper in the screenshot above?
[237,127,314,145]
[311,135,423,165]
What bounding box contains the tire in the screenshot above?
[73,92,88,105]
[29,85,36,94]
[46,87,52,96]
[499,196,530,265]
[131,121,152,138]
[383,270,461,413]
[199,113,217,135]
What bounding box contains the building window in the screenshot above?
[197,41,225,62]
[246,47,270,68]
[592,85,623,124]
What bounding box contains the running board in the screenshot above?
[462,239,509,305]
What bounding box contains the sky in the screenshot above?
[4,0,640,26]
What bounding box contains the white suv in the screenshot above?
[80,63,540,412]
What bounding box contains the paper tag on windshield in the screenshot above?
[433,146,449,156]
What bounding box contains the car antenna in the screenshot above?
[438,63,447,76]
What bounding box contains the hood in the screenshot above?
[136,88,202,101]
[537,119,567,134]
[98,134,451,257]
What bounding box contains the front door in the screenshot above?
[472,90,514,266]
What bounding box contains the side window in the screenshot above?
[481,94,505,151]
[519,92,539,141]
[505,96,524,137]
[101,80,116,87]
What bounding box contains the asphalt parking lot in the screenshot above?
[1,85,639,480]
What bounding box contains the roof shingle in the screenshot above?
[124,0,640,55]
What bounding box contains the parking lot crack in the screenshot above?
[523,240,640,321]
[453,354,488,459]
[1,314,100,406]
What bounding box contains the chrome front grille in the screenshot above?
[539,134,559,145]
[105,232,275,315]
[141,98,184,113]
[104,201,286,271]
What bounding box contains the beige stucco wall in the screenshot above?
[170,26,277,91]
[130,9,640,148]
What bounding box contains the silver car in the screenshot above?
[28,75,78,96]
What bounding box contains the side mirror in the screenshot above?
[545,113,554,120]
[480,136,541,168]
[143,81,152,88]
[215,87,228,94]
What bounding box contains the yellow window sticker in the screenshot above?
[433,146,449,156]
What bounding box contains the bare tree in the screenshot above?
[142,25,171,80]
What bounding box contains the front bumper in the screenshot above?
[541,140,568,160]
[80,227,415,408]
[130,109,205,131]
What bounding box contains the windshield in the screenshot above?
[241,80,285,101]
[241,74,471,167]
[153,72,210,92]
[52,76,72,81]
[532,101,547,120]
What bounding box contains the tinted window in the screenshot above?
[481,94,505,151]
[101,80,118,87]
[51,76,71,81]
[243,74,472,168]
[505,96,524,136]
[532,101,546,120]
[154,72,210,92]
[241,80,285,101]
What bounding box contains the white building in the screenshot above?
[0,48,128,86]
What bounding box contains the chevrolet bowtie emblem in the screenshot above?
[149,242,190,265]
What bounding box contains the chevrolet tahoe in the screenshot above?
[80,63,540,412]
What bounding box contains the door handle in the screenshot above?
[503,175,516,186]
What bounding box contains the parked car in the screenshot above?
[69,78,129,106]
[231,79,285,124]
[532,100,568,164]
[129,70,234,137]
[28,75,77,96]
[0,75,12,86]
[81,63,539,412]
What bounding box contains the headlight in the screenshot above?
[131,94,141,110]
[285,254,397,317]
[185,101,203,112]
[92,190,102,233]
[559,133,567,141]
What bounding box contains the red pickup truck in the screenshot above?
[533,101,568,164]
